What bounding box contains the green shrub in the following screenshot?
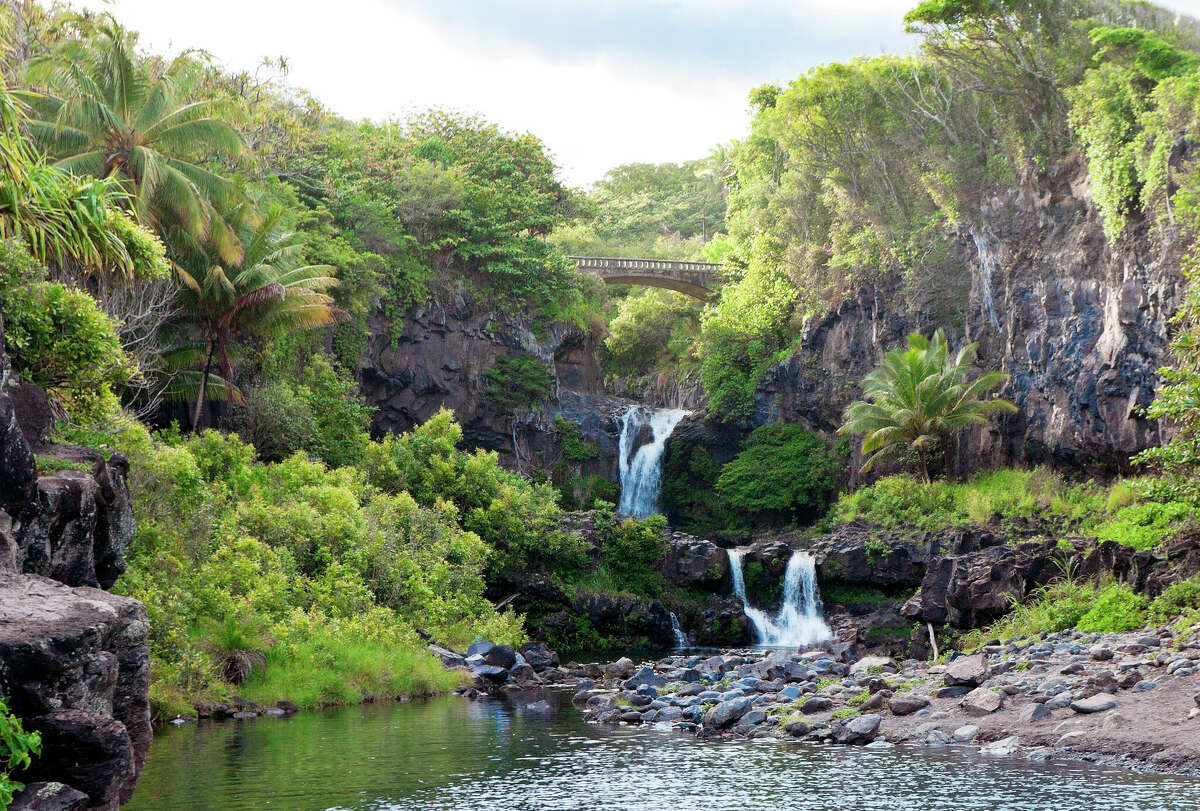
[1147,575,1200,625]
[0,698,41,808]
[1093,501,1195,550]
[1077,583,1147,633]
[595,512,669,597]
[986,580,1100,640]
[483,354,553,411]
[715,423,842,524]
[1,281,132,419]
[555,417,598,461]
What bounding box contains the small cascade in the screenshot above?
[727,548,833,647]
[668,611,688,649]
[617,406,689,517]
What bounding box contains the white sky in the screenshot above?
[78,0,1200,187]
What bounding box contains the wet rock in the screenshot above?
[518,641,559,673]
[953,725,980,742]
[1090,646,1114,661]
[703,696,754,730]
[623,666,667,690]
[849,656,897,675]
[833,713,881,745]
[483,644,518,670]
[784,719,811,737]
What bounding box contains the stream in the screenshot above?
[125,690,1200,810]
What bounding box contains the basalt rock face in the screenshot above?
[1,318,149,810]
[360,300,625,476]
[687,156,1183,480]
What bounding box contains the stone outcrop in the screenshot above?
[666,155,1184,486]
[0,316,149,809]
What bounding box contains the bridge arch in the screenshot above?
[569,256,719,302]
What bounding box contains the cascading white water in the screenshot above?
[668,611,688,649]
[728,548,833,647]
[617,406,689,517]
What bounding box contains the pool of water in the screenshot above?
[126,690,1200,810]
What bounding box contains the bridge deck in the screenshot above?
[568,256,720,301]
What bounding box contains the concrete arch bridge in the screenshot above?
[569,256,720,301]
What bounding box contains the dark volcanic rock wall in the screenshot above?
[683,156,1184,480]
[0,316,150,810]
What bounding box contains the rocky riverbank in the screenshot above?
[564,626,1200,774]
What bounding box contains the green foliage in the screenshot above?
[985,580,1105,640]
[360,409,587,582]
[715,423,841,523]
[482,355,553,412]
[1,279,133,419]
[594,510,669,598]
[1076,583,1147,633]
[1147,574,1200,625]
[0,698,41,809]
[839,330,1015,480]
[234,354,372,468]
[1092,500,1195,550]
[114,412,538,717]
[827,468,1107,532]
[601,288,701,379]
[555,417,598,462]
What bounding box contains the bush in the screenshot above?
[482,354,553,411]
[1147,575,1200,625]
[2,281,133,418]
[1076,583,1147,633]
[715,424,841,524]
[1093,501,1196,550]
[595,511,669,598]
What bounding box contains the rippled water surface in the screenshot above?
[127,691,1200,811]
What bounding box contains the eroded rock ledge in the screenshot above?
[1,317,149,810]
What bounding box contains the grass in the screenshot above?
[236,633,463,709]
[34,454,91,475]
[827,467,1197,551]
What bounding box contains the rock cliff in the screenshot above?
[0,316,149,810]
[677,156,1185,482]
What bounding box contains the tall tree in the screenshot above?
[176,205,339,430]
[24,17,245,260]
[839,329,1015,481]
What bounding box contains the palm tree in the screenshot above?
[24,17,245,260]
[839,329,1016,481]
[175,205,339,430]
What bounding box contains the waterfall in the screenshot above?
[669,612,688,649]
[727,548,833,647]
[617,406,689,517]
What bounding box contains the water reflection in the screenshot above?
[127,690,1200,811]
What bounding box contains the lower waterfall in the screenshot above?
[727,548,833,647]
[617,406,689,517]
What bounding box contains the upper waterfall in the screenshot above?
[728,548,833,647]
[617,406,689,518]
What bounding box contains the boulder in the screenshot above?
[800,697,834,714]
[962,687,1004,716]
[980,736,1022,756]
[10,782,89,811]
[943,652,989,687]
[849,655,897,675]
[623,666,667,690]
[466,640,496,657]
[1070,693,1117,714]
[833,713,882,745]
[888,694,930,716]
[1019,703,1052,723]
[483,644,517,670]
[605,657,636,680]
[518,641,559,672]
[703,696,754,730]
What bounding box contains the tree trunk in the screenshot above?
[192,340,215,433]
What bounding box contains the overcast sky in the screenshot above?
[79,0,1200,187]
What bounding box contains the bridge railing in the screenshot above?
[567,256,722,274]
